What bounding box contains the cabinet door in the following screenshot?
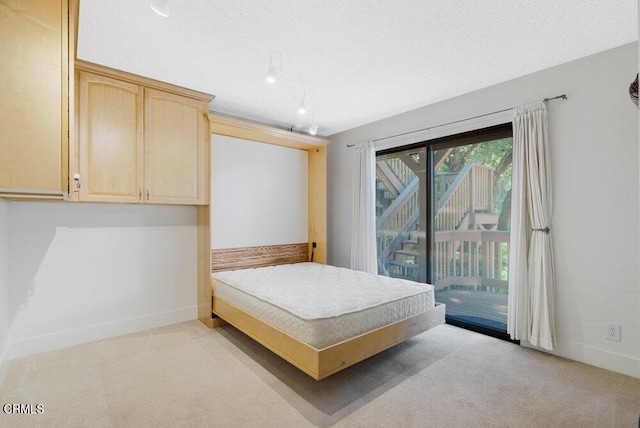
[78,72,144,203]
[0,0,68,193]
[144,88,207,205]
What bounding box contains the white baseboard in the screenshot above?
[568,343,640,379]
[539,341,640,379]
[4,306,198,364]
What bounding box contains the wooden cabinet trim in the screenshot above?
[209,113,329,151]
[75,59,214,103]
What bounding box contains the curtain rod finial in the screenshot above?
[543,94,568,103]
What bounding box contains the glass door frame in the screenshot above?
[376,123,517,342]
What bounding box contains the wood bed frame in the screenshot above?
[209,243,446,380]
[198,115,445,380]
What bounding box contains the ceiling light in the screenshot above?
[309,124,318,136]
[265,68,276,84]
[266,55,276,84]
[150,0,170,17]
[298,93,307,115]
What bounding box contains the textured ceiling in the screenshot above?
[77,0,638,136]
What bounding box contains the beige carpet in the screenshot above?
[0,320,638,427]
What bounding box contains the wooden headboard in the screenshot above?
[210,243,309,273]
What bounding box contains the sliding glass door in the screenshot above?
[375,124,513,337]
[376,146,426,283]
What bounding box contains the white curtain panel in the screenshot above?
[350,141,378,274]
[507,101,556,350]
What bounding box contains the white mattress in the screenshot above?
[211,262,435,349]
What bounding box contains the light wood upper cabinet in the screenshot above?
[75,65,211,205]
[78,72,144,203]
[0,0,69,196]
[144,89,207,205]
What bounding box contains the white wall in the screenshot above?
[4,202,197,361]
[211,135,308,248]
[0,200,9,381]
[328,42,640,378]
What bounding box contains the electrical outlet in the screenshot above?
[606,323,621,342]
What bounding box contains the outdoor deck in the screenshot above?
[435,288,508,329]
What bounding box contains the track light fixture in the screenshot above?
[263,54,319,132]
[298,93,307,115]
[265,55,277,84]
[150,0,170,17]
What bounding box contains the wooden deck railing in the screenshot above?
[376,176,418,233]
[434,164,494,231]
[433,230,509,291]
[385,157,415,187]
[433,172,457,204]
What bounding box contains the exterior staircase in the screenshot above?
[385,229,420,280]
[377,156,507,289]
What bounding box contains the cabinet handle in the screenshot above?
[139,191,142,200]
[146,190,150,200]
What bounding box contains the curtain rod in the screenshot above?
[346,94,567,147]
